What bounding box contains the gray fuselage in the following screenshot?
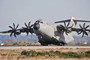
[33,20,75,45]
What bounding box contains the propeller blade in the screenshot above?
[65,31,68,35]
[83,23,86,28]
[30,24,33,27]
[13,23,15,29]
[67,22,70,27]
[79,24,83,29]
[28,21,31,26]
[10,32,13,37]
[16,24,19,29]
[9,26,13,29]
[84,31,88,36]
[78,31,83,34]
[64,22,66,27]
[14,33,16,37]
[82,32,84,37]
[24,22,28,28]
[26,32,29,36]
[86,25,90,28]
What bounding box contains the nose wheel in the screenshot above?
[59,43,65,46]
[40,43,48,46]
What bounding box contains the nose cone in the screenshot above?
[34,23,40,30]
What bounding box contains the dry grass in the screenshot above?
[0,47,90,60]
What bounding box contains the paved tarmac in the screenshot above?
[0,46,90,50]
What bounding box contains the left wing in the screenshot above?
[0,22,34,37]
[0,30,12,33]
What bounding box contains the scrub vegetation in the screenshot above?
[21,50,90,58]
[0,48,90,60]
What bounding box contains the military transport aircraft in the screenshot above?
[0,16,90,46]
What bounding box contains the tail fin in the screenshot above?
[69,16,76,27]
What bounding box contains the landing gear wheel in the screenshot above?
[60,43,64,46]
[57,43,65,46]
[40,42,48,46]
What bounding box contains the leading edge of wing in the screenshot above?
[74,19,90,22]
[55,19,70,23]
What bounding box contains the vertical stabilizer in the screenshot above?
[69,16,76,27]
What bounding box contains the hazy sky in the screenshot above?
[0,0,90,31]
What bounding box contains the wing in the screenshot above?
[74,19,90,22]
[0,30,12,33]
[55,16,90,23]
[72,28,90,32]
[0,28,34,37]
[55,19,70,23]
[56,23,90,37]
[55,19,90,23]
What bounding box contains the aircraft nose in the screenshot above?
[34,22,40,30]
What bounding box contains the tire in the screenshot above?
[40,43,48,46]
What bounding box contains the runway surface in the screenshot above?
[0,46,90,50]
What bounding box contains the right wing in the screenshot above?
[74,19,90,22]
[72,27,90,32]
[55,16,90,23]
[55,19,90,23]
[56,22,90,37]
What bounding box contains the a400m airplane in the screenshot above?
[0,16,90,46]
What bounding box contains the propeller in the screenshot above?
[63,22,73,35]
[78,23,90,37]
[9,23,20,37]
[23,21,33,35]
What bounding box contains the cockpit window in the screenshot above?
[40,22,43,23]
[36,20,40,22]
[36,20,43,23]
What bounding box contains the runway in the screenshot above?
[0,46,90,50]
